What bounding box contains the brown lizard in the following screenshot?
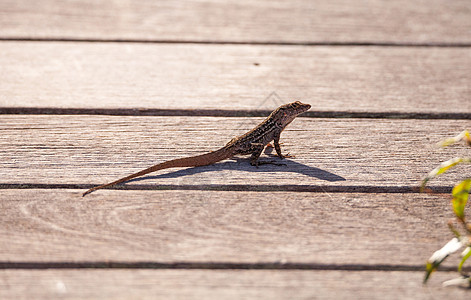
[83,101,311,196]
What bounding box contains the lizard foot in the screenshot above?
[279,153,295,159]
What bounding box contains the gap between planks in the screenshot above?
[0,261,469,273]
[2,38,471,48]
[1,107,470,120]
[0,184,452,194]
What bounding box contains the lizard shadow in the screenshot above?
[127,152,346,183]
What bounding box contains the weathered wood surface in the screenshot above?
[0,190,459,266]
[1,42,470,113]
[1,0,470,44]
[0,270,468,300]
[1,116,468,188]
[1,0,470,297]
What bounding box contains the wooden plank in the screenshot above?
[0,42,470,113]
[0,269,468,299]
[0,189,462,266]
[1,0,470,44]
[0,116,469,187]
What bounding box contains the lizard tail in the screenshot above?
[82,147,234,196]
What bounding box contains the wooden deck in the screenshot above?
[1,1,470,298]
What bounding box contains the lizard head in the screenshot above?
[274,101,311,127]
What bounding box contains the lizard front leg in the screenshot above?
[273,131,294,159]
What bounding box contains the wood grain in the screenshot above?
[2,1,469,297]
[1,0,470,44]
[0,189,461,266]
[0,42,470,113]
[0,116,469,187]
[1,269,468,299]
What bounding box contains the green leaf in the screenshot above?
[438,130,471,147]
[424,238,464,284]
[447,220,461,238]
[421,157,471,192]
[424,262,438,283]
[458,247,471,273]
[452,179,471,220]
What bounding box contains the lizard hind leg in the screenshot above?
[249,144,265,166]
[249,143,286,167]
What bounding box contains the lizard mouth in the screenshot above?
[295,101,311,114]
